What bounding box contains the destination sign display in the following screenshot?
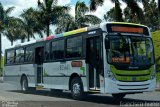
[107,23,149,35]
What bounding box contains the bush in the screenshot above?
[151,31,160,72]
[156,72,160,81]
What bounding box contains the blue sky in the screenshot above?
[71,0,89,5]
[1,0,89,7]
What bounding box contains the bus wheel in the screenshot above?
[112,93,126,99]
[71,77,84,100]
[21,76,28,92]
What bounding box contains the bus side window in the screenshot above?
[6,50,15,65]
[66,36,82,58]
[25,47,34,63]
[15,48,24,64]
[45,42,50,61]
[51,40,64,60]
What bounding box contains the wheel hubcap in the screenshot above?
[73,83,80,95]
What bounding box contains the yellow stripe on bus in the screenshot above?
[64,28,87,36]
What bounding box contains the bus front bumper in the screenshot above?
[104,78,156,94]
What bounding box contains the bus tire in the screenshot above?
[71,77,84,100]
[21,76,29,93]
[112,93,126,99]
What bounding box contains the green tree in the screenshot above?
[0,2,14,72]
[55,1,101,34]
[4,17,27,45]
[104,0,144,23]
[90,0,104,11]
[55,14,75,33]
[37,0,70,36]
[123,7,140,23]
[143,0,160,31]
[104,0,123,22]
[123,0,144,23]
[104,8,115,21]
[21,8,44,41]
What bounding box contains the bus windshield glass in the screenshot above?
[107,35,154,70]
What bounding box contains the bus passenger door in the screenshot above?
[86,36,102,90]
[35,47,44,85]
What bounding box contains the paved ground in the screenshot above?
[0,82,160,107]
[0,77,3,83]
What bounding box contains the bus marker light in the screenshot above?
[45,36,54,40]
[55,33,63,38]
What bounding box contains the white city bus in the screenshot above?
[4,22,156,99]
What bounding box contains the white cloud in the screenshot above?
[120,1,127,10]
[2,36,11,52]
[0,0,19,6]
[3,0,38,17]
[89,1,126,21]
[57,0,71,5]
[70,5,75,17]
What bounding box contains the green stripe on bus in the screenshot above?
[110,65,154,81]
[110,65,153,75]
[115,75,150,82]
[80,67,85,75]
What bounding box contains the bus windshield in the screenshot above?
[107,35,154,70]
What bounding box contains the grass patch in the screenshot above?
[151,31,160,72]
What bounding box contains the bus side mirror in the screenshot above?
[105,37,110,49]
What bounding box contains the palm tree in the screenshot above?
[142,0,159,30]
[122,0,144,23]
[4,17,27,45]
[90,0,144,23]
[55,14,76,33]
[55,1,101,34]
[90,0,104,11]
[21,8,44,41]
[37,0,70,36]
[0,2,14,71]
[104,0,123,22]
[123,7,140,23]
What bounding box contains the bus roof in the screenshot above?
[107,22,148,28]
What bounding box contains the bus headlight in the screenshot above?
[107,70,116,81]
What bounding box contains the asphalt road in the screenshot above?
[0,82,160,107]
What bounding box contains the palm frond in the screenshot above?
[5,7,15,15]
[90,0,104,11]
[83,15,102,25]
[123,0,144,23]
[76,1,89,14]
